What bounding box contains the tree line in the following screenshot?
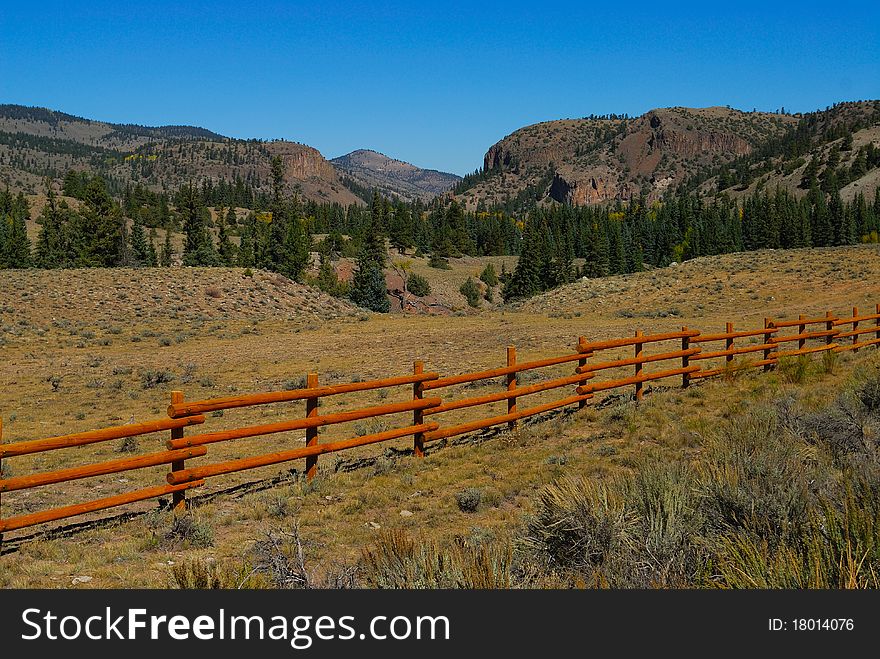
[3,160,879,311]
[501,183,880,300]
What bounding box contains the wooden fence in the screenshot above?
[2,303,880,537]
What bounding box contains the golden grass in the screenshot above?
[1,245,879,587]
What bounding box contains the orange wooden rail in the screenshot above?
[3,303,880,536]
[0,447,207,493]
[832,305,880,353]
[0,481,205,533]
[166,398,441,449]
[166,422,440,485]
[0,415,206,459]
[167,372,439,417]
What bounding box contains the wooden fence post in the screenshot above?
[763,318,774,372]
[413,361,425,457]
[577,336,589,408]
[305,372,319,481]
[507,346,517,430]
[726,322,734,365]
[634,330,644,401]
[681,327,691,388]
[876,304,880,344]
[169,391,187,512]
[852,307,859,353]
[825,311,834,348]
[798,314,806,352]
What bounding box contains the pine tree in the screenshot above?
[217,215,237,266]
[279,216,309,280]
[160,230,173,267]
[74,176,123,267]
[35,185,71,268]
[350,257,389,312]
[582,220,610,277]
[130,218,151,265]
[146,228,159,266]
[316,254,348,298]
[808,183,833,247]
[3,209,32,268]
[238,216,256,268]
[179,183,220,266]
[349,209,389,313]
[503,216,546,300]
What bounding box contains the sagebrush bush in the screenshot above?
[141,369,174,389]
[455,487,482,513]
[698,407,813,546]
[361,530,512,588]
[164,514,214,549]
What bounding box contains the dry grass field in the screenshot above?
[1,244,879,587]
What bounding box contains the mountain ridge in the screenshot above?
[453,101,880,210]
[331,148,460,202]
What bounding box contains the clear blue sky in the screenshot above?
[1,1,878,175]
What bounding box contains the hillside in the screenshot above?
[0,104,363,206]
[454,102,880,210]
[2,245,880,585]
[331,149,460,201]
[0,267,364,330]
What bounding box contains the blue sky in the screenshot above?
[1,1,878,175]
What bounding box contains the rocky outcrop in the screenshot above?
[460,105,800,209]
[267,142,339,181]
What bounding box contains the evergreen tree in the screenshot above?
[75,176,124,267]
[35,185,71,268]
[350,257,389,312]
[3,206,32,268]
[582,219,610,277]
[146,228,159,266]
[349,208,389,312]
[217,215,237,266]
[503,216,546,300]
[808,182,833,247]
[179,183,220,266]
[160,230,173,267]
[238,215,256,268]
[316,254,348,297]
[130,218,151,265]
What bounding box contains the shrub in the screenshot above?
[455,487,482,513]
[479,263,499,287]
[698,408,812,546]
[459,277,481,308]
[164,514,214,548]
[117,436,139,453]
[428,253,451,269]
[170,558,266,589]
[360,530,512,588]
[524,477,633,580]
[141,369,175,389]
[778,355,810,384]
[408,273,431,297]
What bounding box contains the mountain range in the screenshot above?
[1,100,879,210]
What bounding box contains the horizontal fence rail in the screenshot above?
[2,302,879,536]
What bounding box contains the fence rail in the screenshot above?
[2,302,879,536]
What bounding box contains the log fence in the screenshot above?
[2,303,879,537]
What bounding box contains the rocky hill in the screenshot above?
[331,149,460,201]
[454,102,880,209]
[0,104,363,206]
